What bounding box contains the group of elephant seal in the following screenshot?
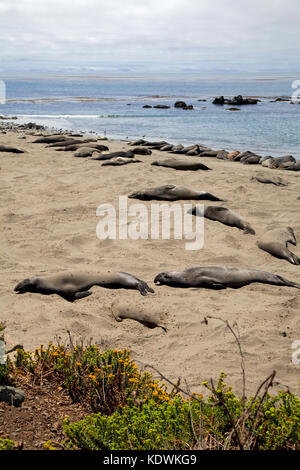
[154,266,300,290]
[10,132,300,342]
[15,261,300,304]
[128,184,223,201]
[127,139,300,171]
[14,271,154,302]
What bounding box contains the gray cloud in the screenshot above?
[0,0,299,73]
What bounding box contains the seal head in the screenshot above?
[14,277,38,294]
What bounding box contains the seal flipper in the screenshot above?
[274,275,300,289]
[199,192,224,202]
[287,253,300,266]
[58,290,92,302]
[244,225,256,235]
[137,282,155,296]
[286,227,297,246]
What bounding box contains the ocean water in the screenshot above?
[1,73,300,159]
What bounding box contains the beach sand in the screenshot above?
[1,129,300,396]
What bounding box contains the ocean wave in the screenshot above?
[17,114,101,118]
[7,97,117,103]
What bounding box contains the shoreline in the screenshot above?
[1,122,300,396]
[1,117,300,161]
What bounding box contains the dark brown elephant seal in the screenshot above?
[160,144,174,151]
[151,158,211,171]
[111,302,167,332]
[14,271,154,302]
[257,227,300,265]
[128,139,146,146]
[32,135,69,144]
[189,205,255,234]
[0,145,24,153]
[128,184,223,201]
[56,143,109,152]
[154,266,300,290]
[47,139,94,148]
[131,147,152,155]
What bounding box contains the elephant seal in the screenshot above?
[186,146,202,156]
[111,301,167,332]
[32,135,68,144]
[271,155,296,169]
[131,147,152,155]
[47,139,94,148]
[74,147,102,158]
[56,143,109,152]
[227,151,240,160]
[261,157,275,168]
[251,175,288,186]
[14,271,154,302]
[102,157,141,166]
[169,144,184,152]
[257,226,300,265]
[198,150,222,157]
[241,154,261,165]
[144,141,168,149]
[189,205,255,234]
[92,151,134,161]
[0,145,24,153]
[160,144,174,151]
[282,161,300,171]
[154,266,300,290]
[128,184,223,201]
[217,150,229,160]
[170,145,199,154]
[128,139,146,146]
[151,158,211,171]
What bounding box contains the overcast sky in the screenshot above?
[0,0,299,73]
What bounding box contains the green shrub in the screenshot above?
[0,438,15,450]
[8,342,300,450]
[11,344,172,414]
[63,396,201,450]
[63,372,300,450]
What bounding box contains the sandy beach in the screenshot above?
[1,127,300,397]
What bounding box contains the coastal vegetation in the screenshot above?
[1,332,300,450]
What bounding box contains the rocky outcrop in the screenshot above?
[213,95,258,105]
[174,101,193,110]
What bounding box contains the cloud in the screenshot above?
[0,0,299,72]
